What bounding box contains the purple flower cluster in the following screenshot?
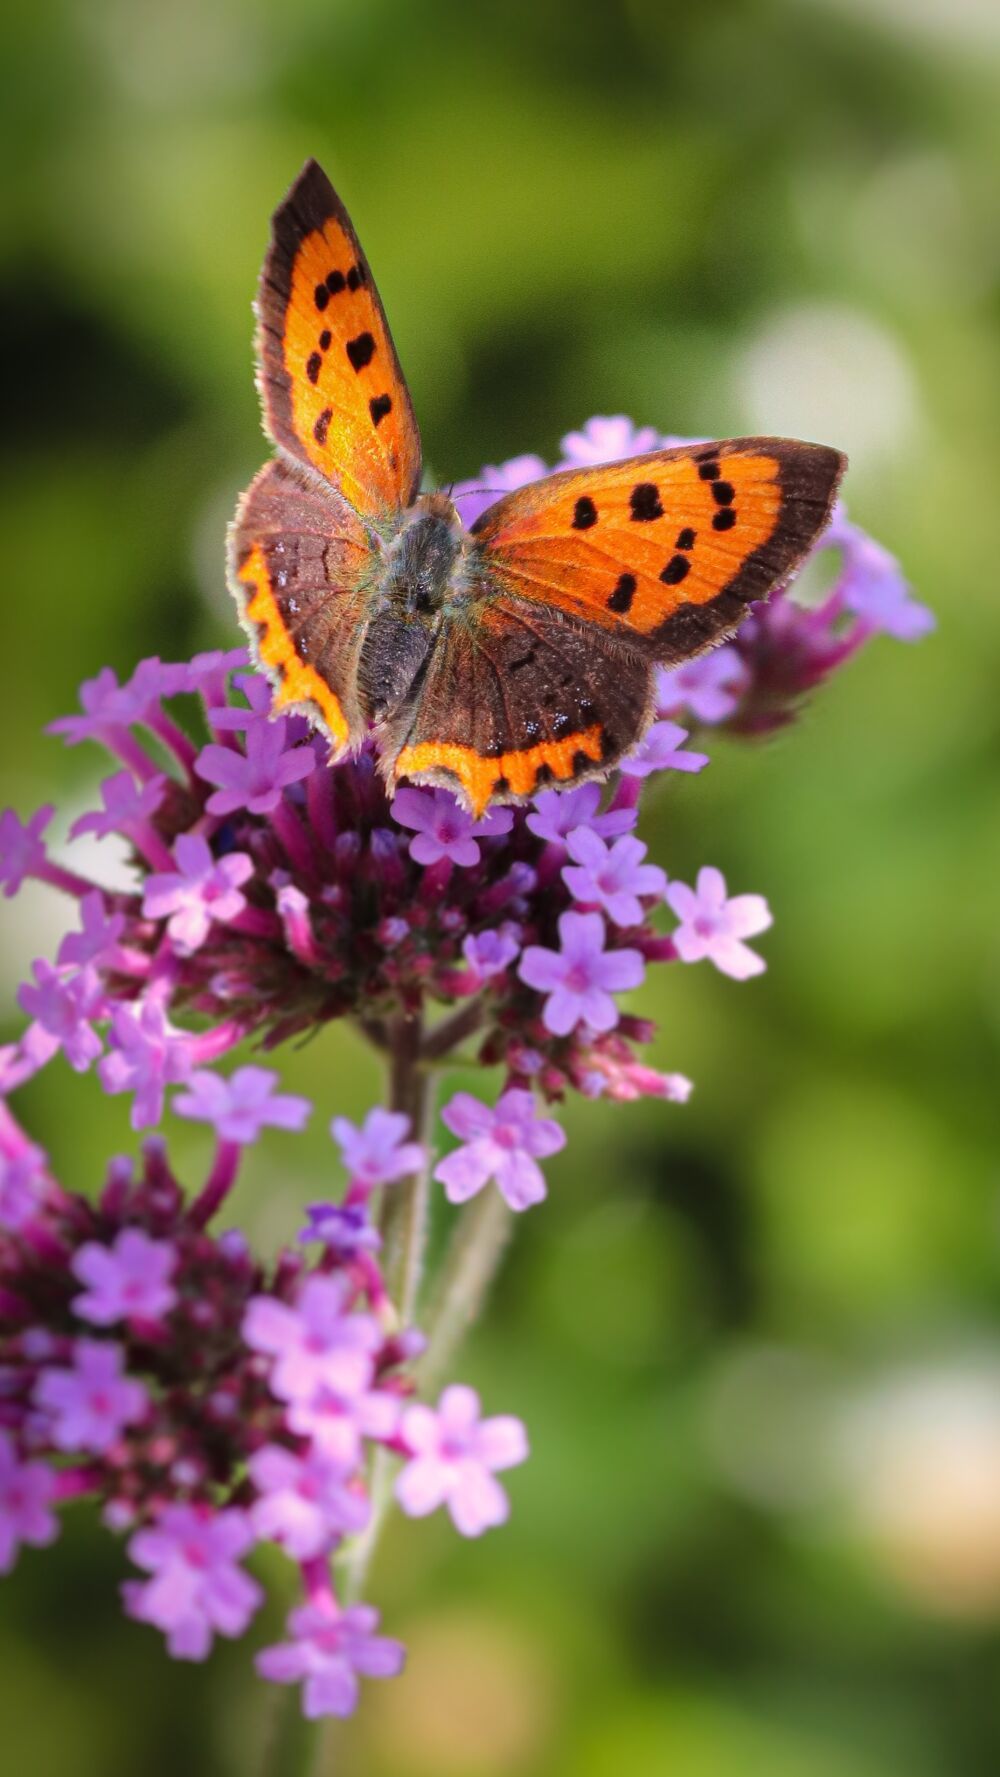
[0,414,930,1725]
[0,1094,526,1716]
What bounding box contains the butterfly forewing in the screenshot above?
[256,160,422,522]
[471,438,845,663]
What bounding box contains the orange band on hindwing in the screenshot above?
[395,727,606,816]
[236,544,351,750]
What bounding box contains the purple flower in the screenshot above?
[434,1089,565,1211]
[99,1001,194,1129]
[0,1145,49,1231]
[391,787,513,867]
[525,782,636,846]
[395,1384,528,1537]
[562,829,667,927]
[48,659,185,745]
[287,1384,400,1471]
[207,671,273,729]
[181,648,249,696]
[173,1067,311,1144]
[299,1203,382,1258]
[665,866,772,979]
[833,518,935,640]
[71,1228,178,1326]
[0,1430,59,1572]
[142,833,254,954]
[17,961,104,1073]
[57,891,126,970]
[70,771,167,841]
[256,1601,405,1719]
[123,1504,262,1660]
[0,805,53,897]
[462,928,521,979]
[248,1444,369,1558]
[558,415,660,466]
[243,1275,380,1405]
[195,720,315,817]
[451,452,548,529]
[519,911,644,1036]
[619,721,709,779]
[330,1108,425,1191]
[656,647,749,724]
[33,1339,148,1454]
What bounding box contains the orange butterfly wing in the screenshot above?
[256,159,422,521]
[470,438,845,662]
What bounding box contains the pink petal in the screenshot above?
[475,1415,529,1470]
[395,1456,450,1518]
[449,1464,509,1537]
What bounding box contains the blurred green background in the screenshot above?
[2,0,999,1772]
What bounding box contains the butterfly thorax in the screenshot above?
[382,493,465,618]
[357,494,470,723]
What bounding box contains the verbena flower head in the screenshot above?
[0,1096,522,1716]
[0,414,929,1728]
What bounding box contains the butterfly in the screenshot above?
[229,160,846,815]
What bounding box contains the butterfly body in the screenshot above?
[356,497,466,722]
[230,160,847,814]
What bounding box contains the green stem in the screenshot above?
[417,1189,514,1397]
[377,1011,431,1324]
[338,1012,432,1612]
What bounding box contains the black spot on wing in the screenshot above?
[313,407,332,446]
[572,496,597,530]
[630,483,663,521]
[712,481,735,507]
[608,573,637,614]
[346,332,375,372]
[660,555,690,585]
[698,459,720,481]
[314,284,330,311]
[713,509,737,531]
[369,394,392,427]
[306,352,322,385]
[675,527,696,550]
[319,329,332,351]
[326,270,346,296]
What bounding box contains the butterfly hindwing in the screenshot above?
[387,596,655,814]
[228,458,379,752]
[256,159,422,522]
[470,438,845,663]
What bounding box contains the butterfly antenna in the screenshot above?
[444,485,509,502]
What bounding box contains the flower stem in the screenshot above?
[416,1188,514,1397]
[187,1138,241,1228]
[378,1011,430,1326]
